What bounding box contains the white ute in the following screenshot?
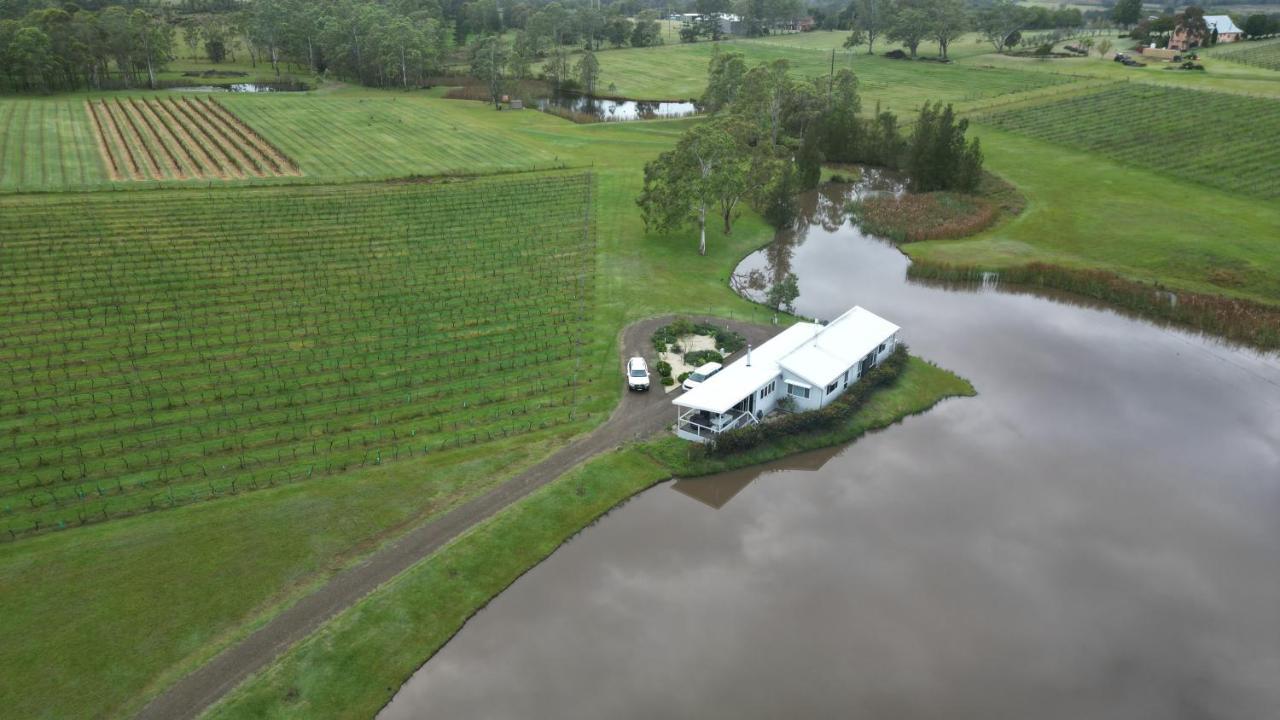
[626,356,650,391]
[682,361,723,391]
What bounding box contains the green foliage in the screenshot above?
[766,271,800,311]
[656,360,673,377]
[677,371,692,383]
[908,102,983,192]
[1112,0,1143,28]
[684,349,725,366]
[651,319,746,354]
[702,50,748,113]
[470,35,512,107]
[575,49,600,95]
[638,115,753,254]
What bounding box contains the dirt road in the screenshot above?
[137,315,781,720]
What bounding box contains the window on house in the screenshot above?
[878,342,887,354]
[826,380,838,394]
[786,383,810,399]
[842,370,849,388]
[758,380,776,400]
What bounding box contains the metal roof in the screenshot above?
[673,307,899,414]
[1205,15,1243,34]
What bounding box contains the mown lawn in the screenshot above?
[203,354,972,720]
[593,39,1078,110]
[906,128,1280,305]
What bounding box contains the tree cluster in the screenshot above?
[639,52,982,254]
[1,6,172,91]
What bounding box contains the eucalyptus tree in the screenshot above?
[469,33,510,107]
[638,117,754,255]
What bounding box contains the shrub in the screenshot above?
[655,360,672,377]
[709,346,910,455]
[684,349,725,366]
[662,376,675,386]
[677,371,692,383]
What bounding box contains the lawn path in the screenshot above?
[136,315,783,720]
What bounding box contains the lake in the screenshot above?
[380,177,1280,719]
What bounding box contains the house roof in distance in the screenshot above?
[673,306,900,414]
[1204,15,1243,34]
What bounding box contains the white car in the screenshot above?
[682,361,723,391]
[626,356,650,391]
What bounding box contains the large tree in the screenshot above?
[468,34,510,107]
[575,49,599,95]
[638,117,752,255]
[1111,0,1142,29]
[888,0,931,58]
[975,0,1026,53]
[929,0,967,59]
[701,50,747,113]
[844,0,895,54]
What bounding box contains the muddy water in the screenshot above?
[380,178,1280,719]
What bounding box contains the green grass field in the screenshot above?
[594,39,1080,110]
[0,173,600,539]
[0,98,107,190]
[0,91,569,192]
[1206,37,1280,71]
[976,82,1280,199]
[218,92,566,178]
[907,127,1280,305]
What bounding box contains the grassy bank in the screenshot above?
[908,260,1280,350]
[204,353,971,719]
[0,427,583,720]
[905,129,1280,308]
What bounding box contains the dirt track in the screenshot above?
[136,315,782,720]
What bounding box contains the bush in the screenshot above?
[709,346,910,455]
[684,349,725,367]
[677,371,692,383]
[651,318,745,354]
[656,360,672,377]
[662,376,675,386]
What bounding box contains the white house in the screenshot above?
[673,306,900,443]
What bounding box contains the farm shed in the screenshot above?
[673,306,900,443]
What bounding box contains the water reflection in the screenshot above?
[535,92,698,121]
[171,82,311,93]
[670,445,845,510]
[379,172,1280,720]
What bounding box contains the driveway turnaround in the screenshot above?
[137,315,782,720]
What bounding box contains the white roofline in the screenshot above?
[673,306,899,415]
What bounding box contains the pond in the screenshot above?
[170,82,311,93]
[379,176,1280,719]
[535,92,698,121]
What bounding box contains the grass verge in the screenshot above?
[203,353,970,719]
